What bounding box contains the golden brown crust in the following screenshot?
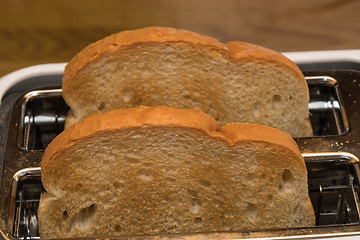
[221,123,303,161]
[62,27,306,97]
[226,41,307,92]
[62,27,229,93]
[41,106,220,177]
[42,106,304,180]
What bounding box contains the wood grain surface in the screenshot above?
[0,0,359,77]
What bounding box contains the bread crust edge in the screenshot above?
[41,106,305,185]
[62,26,307,99]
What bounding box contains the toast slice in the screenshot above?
[38,106,315,239]
[62,27,312,138]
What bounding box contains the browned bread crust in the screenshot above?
[63,27,228,90]
[63,27,305,92]
[226,41,307,90]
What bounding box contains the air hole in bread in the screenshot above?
[62,210,68,220]
[282,169,294,183]
[189,198,202,214]
[272,94,281,103]
[72,204,97,229]
[114,224,121,233]
[247,203,257,212]
[98,101,107,111]
[81,204,96,218]
[137,169,153,181]
[272,94,282,109]
[247,203,257,221]
[121,87,135,103]
[278,169,294,193]
[194,217,202,224]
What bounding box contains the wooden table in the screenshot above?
[1,0,360,77]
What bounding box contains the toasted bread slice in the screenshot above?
[38,106,315,239]
[62,27,312,137]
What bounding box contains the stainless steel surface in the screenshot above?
[1,66,360,239]
[8,168,41,240]
[17,89,68,151]
[304,152,360,226]
[306,76,349,136]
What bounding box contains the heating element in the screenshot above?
[1,51,360,239]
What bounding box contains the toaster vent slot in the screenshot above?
[306,153,360,225]
[8,168,43,240]
[307,76,349,137]
[18,89,69,150]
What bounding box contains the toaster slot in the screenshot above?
[307,76,349,136]
[7,168,42,240]
[16,76,349,151]
[17,89,69,150]
[305,152,360,225]
[6,153,360,240]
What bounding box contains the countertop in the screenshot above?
[0,0,360,77]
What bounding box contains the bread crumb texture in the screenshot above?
[38,106,315,239]
[62,26,312,137]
